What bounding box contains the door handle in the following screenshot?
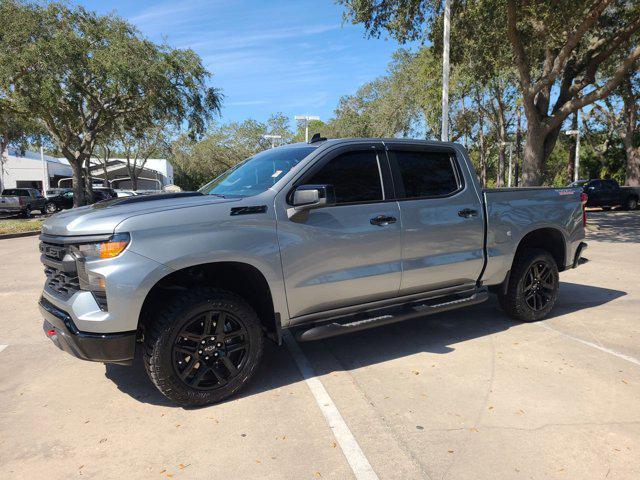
[458,208,478,218]
[370,215,397,226]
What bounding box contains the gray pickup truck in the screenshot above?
[0,188,48,217]
[38,138,588,406]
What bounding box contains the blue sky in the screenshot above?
[78,0,410,125]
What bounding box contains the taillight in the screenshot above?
[18,196,25,205]
[580,193,588,227]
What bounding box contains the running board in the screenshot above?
[295,288,489,342]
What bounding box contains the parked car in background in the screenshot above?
[46,188,117,212]
[570,179,640,210]
[45,188,72,199]
[0,188,49,217]
[114,190,138,198]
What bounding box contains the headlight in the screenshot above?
[78,233,130,260]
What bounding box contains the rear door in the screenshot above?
[386,144,485,295]
[601,180,620,206]
[276,143,402,318]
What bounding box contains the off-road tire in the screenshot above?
[143,287,264,406]
[624,196,638,211]
[498,248,559,322]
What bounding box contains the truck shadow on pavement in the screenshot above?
[104,281,625,408]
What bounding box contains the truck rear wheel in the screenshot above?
[143,287,264,406]
[624,196,638,210]
[498,248,559,322]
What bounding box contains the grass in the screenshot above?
[0,217,44,235]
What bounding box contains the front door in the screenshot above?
[276,144,402,319]
[386,143,485,295]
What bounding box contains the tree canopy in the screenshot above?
[0,0,221,204]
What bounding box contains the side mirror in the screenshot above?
[288,184,335,219]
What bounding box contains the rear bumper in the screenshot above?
[39,296,136,365]
[572,241,588,269]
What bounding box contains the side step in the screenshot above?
[295,288,489,342]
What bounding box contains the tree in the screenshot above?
[170,114,295,191]
[338,0,640,185]
[0,1,221,205]
[117,122,170,191]
[0,106,47,189]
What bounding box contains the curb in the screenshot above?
[0,230,41,240]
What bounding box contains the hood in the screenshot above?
[41,192,238,237]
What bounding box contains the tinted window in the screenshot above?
[602,180,618,191]
[394,150,459,198]
[306,150,383,204]
[2,189,29,196]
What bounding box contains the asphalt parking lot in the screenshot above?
[1,211,639,480]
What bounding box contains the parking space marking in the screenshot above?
[540,323,640,366]
[0,345,7,354]
[283,332,379,480]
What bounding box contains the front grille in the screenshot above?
[40,242,81,300]
[44,265,80,299]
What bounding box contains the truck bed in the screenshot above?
[480,187,585,287]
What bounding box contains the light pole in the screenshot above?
[501,141,514,187]
[294,115,320,142]
[262,134,282,148]
[440,0,451,142]
[565,127,581,183]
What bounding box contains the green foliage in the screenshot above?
[170,113,294,191]
[0,0,221,203]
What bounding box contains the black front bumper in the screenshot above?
[39,297,136,365]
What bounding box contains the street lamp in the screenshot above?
[501,141,514,187]
[565,127,581,183]
[294,115,320,142]
[441,0,451,142]
[262,134,282,149]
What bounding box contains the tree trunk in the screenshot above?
[624,138,640,186]
[522,121,562,186]
[622,81,639,186]
[69,159,86,207]
[83,158,94,204]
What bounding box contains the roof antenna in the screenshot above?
[308,133,327,144]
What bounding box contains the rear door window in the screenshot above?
[392,150,460,198]
[306,150,383,204]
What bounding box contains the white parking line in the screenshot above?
[0,345,7,354]
[283,332,379,480]
[539,323,640,366]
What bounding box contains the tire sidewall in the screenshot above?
[147,291,263,405]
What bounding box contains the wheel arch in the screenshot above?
[514,227,566,271]
[139,261,281,344]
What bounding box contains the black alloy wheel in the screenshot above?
[498,248,559,322]
[172,310,249,390]
[522,260,555,312]
[144,288,264,406]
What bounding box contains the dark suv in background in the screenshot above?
[571,179,640,210]
[46,188,117,212]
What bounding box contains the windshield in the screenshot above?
[199,146,316,197]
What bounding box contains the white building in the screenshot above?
[0,148,72,192]
[1,148,174,193]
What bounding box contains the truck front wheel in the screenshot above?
[498,248,559,322]
[143,288,264,406]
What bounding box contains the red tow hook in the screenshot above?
[46,329,57,338]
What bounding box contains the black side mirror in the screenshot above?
[288,184,335,219]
